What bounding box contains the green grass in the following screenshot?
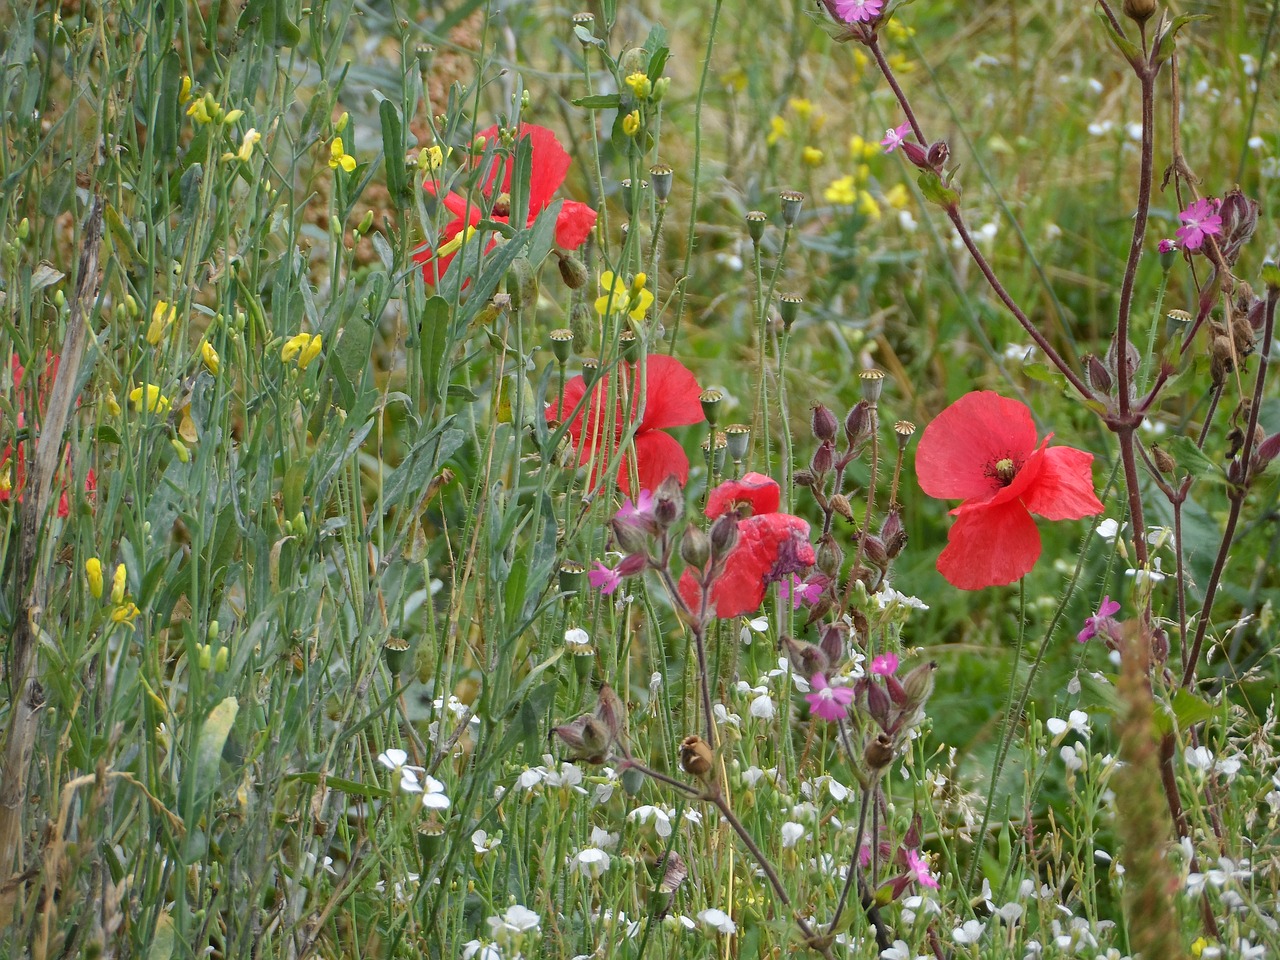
[1,0,1278,957]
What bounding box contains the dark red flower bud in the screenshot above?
[652,475,683,527]
[793,468,816,488]
[879,509,907,558]
[926,140,950,170]
[865,681,891,727]
[1218,187,1259,266]
[709,512,740,559]
[810,439,836,476]
[900,139,929,170]
[616,552,650,577]
[613,516,652,554]
[811,404,838,442]
[780,634,831,676]
[864,732,894,770]
[901,660,937,710]
[844,400,872,447]
[857,532,889,568]
[819,622,847,664]
[1085,354,1112,395]
[816,532,844,577]
[680,524,711,569]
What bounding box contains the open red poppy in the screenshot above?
[2,352,96,518]
[414,123,597,286]
[549,355,703,496]
[915,390,1103,590]
[678,474,817,619]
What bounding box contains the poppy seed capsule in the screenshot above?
[383,636,411,674]
[700,389,724,426]
[1123,0,1156,21]
[746,210,768,244]
[679,735,715,782]
[811,404,838,442]
[620,178,648,217]
[619,329,640,362]
[680,524,711,569]
[724,424,751,461]
[859,369,886,403]
[701,432,728,474]
[649,164,673,203]
[779,190,805,227]
[550,328,574,363]
[581,357,601,385]
[559,560,586,594]
[779,294,802,331]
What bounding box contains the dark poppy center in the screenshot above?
[988,456,1019,486]
[493,192,511,217]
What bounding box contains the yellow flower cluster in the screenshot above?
[130,383,170,414]
[594,272,653,321]
[282,332,323,370]
[85,558,141,624]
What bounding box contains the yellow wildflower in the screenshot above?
[281,333,311,363]
[625,72,652,99]
[129,384,170,415]
[887,52,914,74]
[105,391,122,417]
[222,127,261,163]
[111,602,141,624]
[200,340,220,375]
[222,108,244,125]
[849,135,880,162]
[0,464,9,496]
[329,137,356,173]
[146,300,177,345]
[857,190,881,221]
[885,18,915,41]
[788,98,814,122]
[622,110,641,137]
[802,146,824,167]
[852,49,869,72]
[723,68,748,93]
[179,76,193,105]
[85,557,104,599]
[186,95,212,124]
[435,225,477,261]
[884,183,910,209]
[766,115,789,146]
[594,272,653,321]
[299,335,323,370]
[111,563,127,604]
[417,145,446,172]
[823,175,858,206]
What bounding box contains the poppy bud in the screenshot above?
[709,513,740,559]
[779,190,805,227]
[818,622,847,664]
[864,733,894,771]
[746,210,768,244]
[811,440,836,476]
[844,400,872,447]
[556,252,589,289]
[680,524,711,569]
[569,301,592,344]
[679,735,715,783]
[1085,354,1112,395]
[859,369,886,404]
[649,163,673,203]
[1123,0,1156,22]
[507,258,537,310]
[779,294,802,331]
[901,660,937,711]
[811,404,838,442]
[880,509,907,558]
[926,140,950,170]
[652,476,683,527]
[816,533,844,577]
[725,424,751,462]
[1152,445,1177,475]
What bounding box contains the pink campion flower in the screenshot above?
[880,122,911,153]
[834,0,884,22]
[870,653,899,676]
[589,561,622,595]
[905,849,939,889]
[1158,238,1177,254]
[1175,197,1222,251]
[616,489,655,524]
[805,673,854,721]
[779,574,823,609]
[1077,596,1121,644]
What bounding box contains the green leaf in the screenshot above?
[1155,14,1211,65]
[421,296,450,405]
[917,170,960,208]
[148,911,176,960]
[571,94,622,110]
[1162,435,1225,484]
[379,99,409,207]
[1096,10,1142,65]
[284,771,392,800]
[193,697,239,806]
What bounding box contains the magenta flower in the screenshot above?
[616,489,655,524]
[805,673,854,721]
[589,561,622,596]
[1157,238,1177,254]
[881,122,911,153]
[835,0,884,22]
[905,849,939,889]
[779,574,823,609]
[1175,198,1222,251]
[1077,596,1121,644]
[870,653,899,676]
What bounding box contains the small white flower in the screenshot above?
[590,826,618,849]
[1185,745,1214,772]
[1096,518,1124,542]
[1125,557,1167,584]
[377,749,428,794]
[953,919,986,944]
[471,830,500,855]
[573,847,611,878]
[713,703,741,728]
[421,775,450,810]
[995,902,1023,924]
[749,693,776,720]
[1236,939,1265,960]
[564,627,591,647]
[1047,710,1091,739]
[697,907,737,935]
[740,615,769,645]
[876,586,930,610]
[487,904,540,943]
[629,804,673,838]
[781,822,805,847]
[461,939,503,960]
[1061,743,1086,772]
[882,940,929,960]
[518,766,548,791]
[1088,120,1114,136]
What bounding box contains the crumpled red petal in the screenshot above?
[936,498,1041,590]
[705,472,780,519]
[632,355,704,432]
[1019,445,1104,520]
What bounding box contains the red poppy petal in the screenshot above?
[633,355,704,431]
[710,513,814,618]
[678,568,707,618]
[629,428,689,495]
[916,391,1038,502]
[706,472,780,519]
[1021,445,1104,520]
[936,500,1041,590]
[979,437,1050,510]
[555,200,597,249]
[550,376,589,439]
[511,124,571,214]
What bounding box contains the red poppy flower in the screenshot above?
[549,355,703,496]
[2,352,96,518]
[915,391,1103,590]
[414,123,597,286]
[678,474,817,619]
